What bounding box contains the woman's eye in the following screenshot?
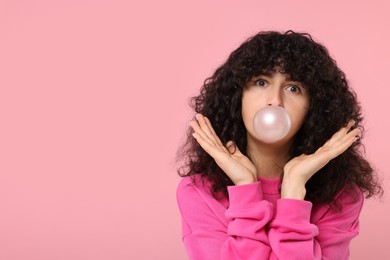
[287,85,301,93]
[254,79,267,86]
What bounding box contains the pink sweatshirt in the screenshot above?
[176,174,364,260]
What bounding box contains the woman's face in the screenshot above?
[241,70,310,145]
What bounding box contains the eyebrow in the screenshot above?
[251,73,293,81]
[250,74,306,88]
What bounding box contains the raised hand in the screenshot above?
[281,120,361,199]
[190,113,257,185]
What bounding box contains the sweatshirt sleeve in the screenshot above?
[176,179,275,260]
[267,185,364,260]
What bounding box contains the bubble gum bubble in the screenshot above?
[253,106,291,143]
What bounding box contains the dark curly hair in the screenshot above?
[175,30,383,205]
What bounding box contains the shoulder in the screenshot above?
[176,174,228,232]
[176,173,229,212]
[176,174,216,208]
[176,174,211,197]
[312,184,364,229]
[332,183,364,216]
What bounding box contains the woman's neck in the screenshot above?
[246,135,292,179]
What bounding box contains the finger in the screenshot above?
[203,118,239,155]
[190,118,229,154]
[337,128,361,146]
[203,116,225,147]
[332,127,361,146]
[192,131,221,159]
[192,131,230,161]
[190,120,216,148]
[195,114,218,144]
[226,140,236,154]
[326,120,356,146]
[197,114,228,153]
[326,136,357,160]
[226,141,246,157]
[333,119,355,139]
[324,128,361,160]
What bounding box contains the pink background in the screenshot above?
[1,1,389,259]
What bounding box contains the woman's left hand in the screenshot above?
[281,120,361,199]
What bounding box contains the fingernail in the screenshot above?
[195,114,200,120]
[192,133,197,139]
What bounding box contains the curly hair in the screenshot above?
[175,30,383,205]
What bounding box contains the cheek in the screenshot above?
[291,106,309,131]
[241,97,259,132]
[241,103,253,131]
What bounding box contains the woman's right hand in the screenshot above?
[190,113,257,185]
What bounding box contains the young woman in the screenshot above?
[175,30,382,259]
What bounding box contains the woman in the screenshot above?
[175,30,382,259]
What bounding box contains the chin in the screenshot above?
[249,130,295,147]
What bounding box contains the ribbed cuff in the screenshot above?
[227,182,263,210]
[274,199,312,223]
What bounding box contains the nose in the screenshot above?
[266,89,283,107]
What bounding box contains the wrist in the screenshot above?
[281,176,306,200]
[234,175,257,186]
[235,179,256,186]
